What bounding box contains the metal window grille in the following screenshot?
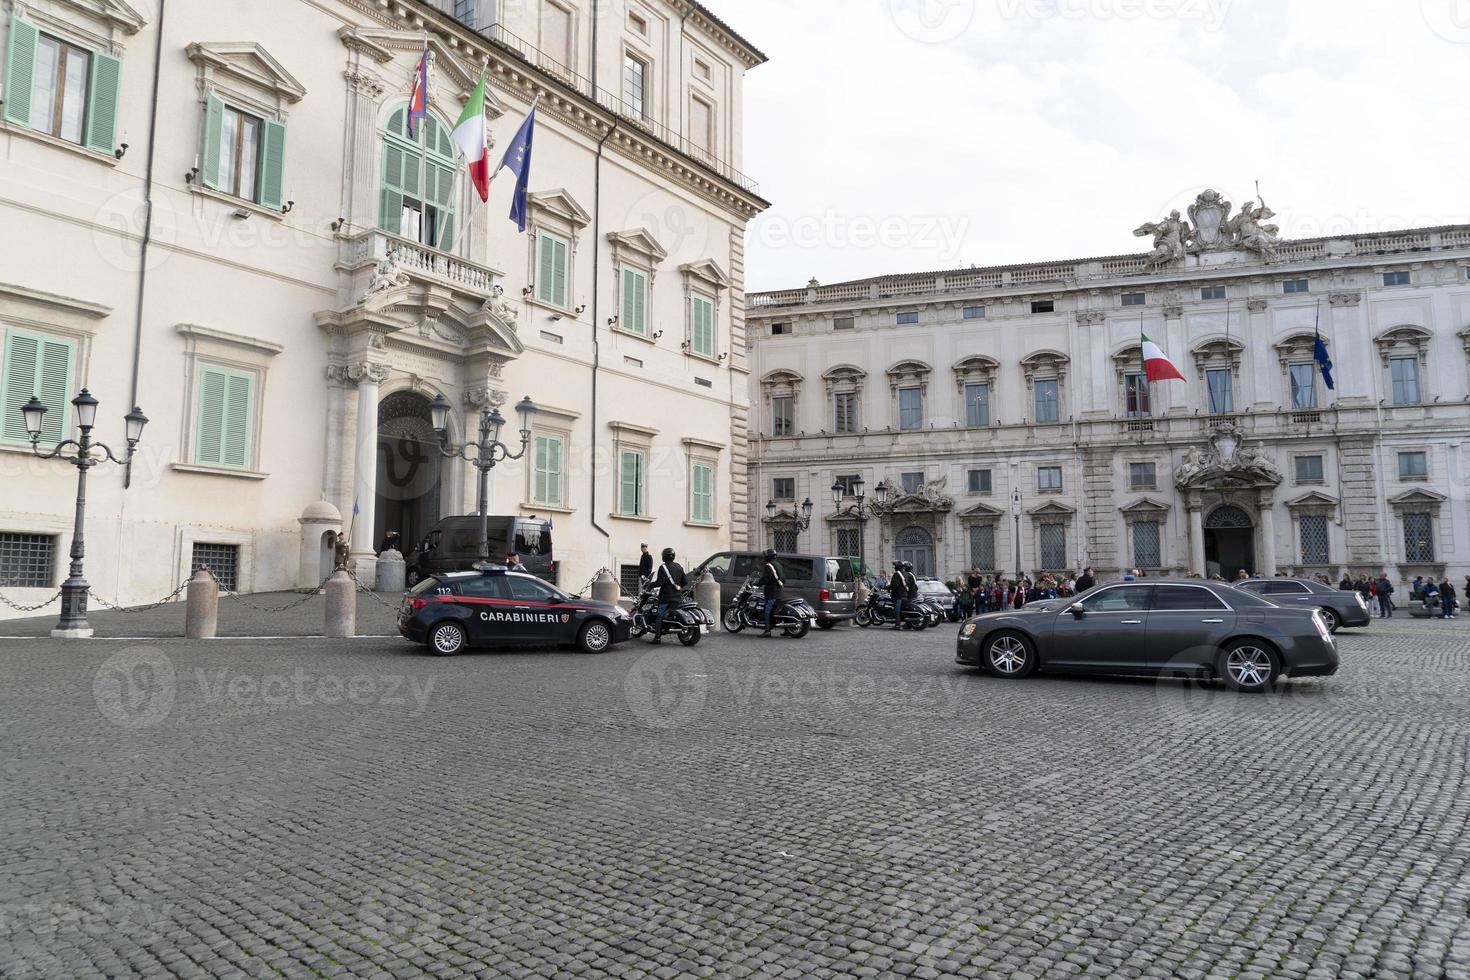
[772,528,798,552]
[1132,521,1161,569]
[619,565,642,596]
[834,527,859,557]
[968,525,996,570]
[1299,515,1329,565]
[0,533,57,588]
[192,542,240,592]
[1039,524,1066,570]
[1404,513,1435,562]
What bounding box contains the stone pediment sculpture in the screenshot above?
[1176,424,1283,489]
[879,477,954,514]
[1134,210,1190,266]
[361,258,411,307]
[1137,188,1283,265]
[485,283,518,329]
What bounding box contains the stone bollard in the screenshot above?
[855,579,871,608]
[376,549,406,593]
[695,571,721,631]
[324,569,356,638]
[592,568,621,607]
[184,567,219,639]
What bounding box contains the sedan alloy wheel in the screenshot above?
[1221,642,1277,692]
[985,632,1035,679]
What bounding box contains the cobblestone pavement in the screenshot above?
[2,617,1469,978]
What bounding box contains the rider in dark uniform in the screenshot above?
[651,547,686,644]
[758,549,784,637]
[890,560,911,630]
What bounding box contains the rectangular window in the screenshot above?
[833,474,861,496]
[772,477,795,500]
[1398,451,1428,479]
[772,527,798,552]
[1030,299,1054,314]
[1038,466,1063,491]
[1383,271,1411,287]
[628,11,648,36]
[1033,378,1059,423]
[1295,455,1325,483]
[1283,278,1309,294]
[531,434,564,507]
[834,526,860,557]
[1289,363,1317,410]
[379,127,450,249]
[770,395,793,437]
[896,311,919,325]
[622,53,648,118]
[967,469,992,494]
[191,542,240,592]
[898,386,922,430]
[1404,513,1434,562]
[964,382,990,427]
[693,57,711,82]
[1201,285,1226,300]
[0,533,57,588]
[689,95,713,157]
[963,306,986,319]
[968,525,996,569]
[771,322,791,336]
[900,472,924,494]
[1299,515,1329,565]
[620,266,648,334]
[833,316,854,330]
[194,366,253,469]
[6,19,120,153]
[30,34,89,143]
[453,0,477,24]
[690,461,714,524]
[1121,292,1146,307]
[217,104,262,203]
[1124,372,1150,417]
[536,231,571,308]
[1129,462,1156,489]
[542,2,574,69]
[619,564,642,596]
[618,449,646,516]
[690,295,715,357]
[2,327,74,445]
[1390,356,1420,405]
[1206,368,1233,414]
[1039,524,1066,569]
[1132,521,1161,569]
[833,392,858,433]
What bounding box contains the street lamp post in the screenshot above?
[22,390,148,638]
[1011,487,1023,580]
[429,393,537,563]
[765,496,814,549]
[831,477,888,581]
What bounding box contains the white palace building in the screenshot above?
[745,192,1470,584]
[0,0,767,616]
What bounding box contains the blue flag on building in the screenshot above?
[1313,329,1335,390]
[496,107,536,232]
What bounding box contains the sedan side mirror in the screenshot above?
[1069,603,1086,618]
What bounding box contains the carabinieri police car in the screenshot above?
[398,566,633,655]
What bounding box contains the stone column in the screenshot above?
[346,362,390,581]
[1188,502,1206,576]
[1258,493,1278,576]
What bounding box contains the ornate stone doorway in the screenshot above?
[376,391,444,552]
[895,526,935,577]
[1204,505,1255,580]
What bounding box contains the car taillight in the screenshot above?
[406,597,429,613]
[819,588,830,602]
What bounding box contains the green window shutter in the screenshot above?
[195,368,226,465]
[4,17,38,127]
[2,329,72,444]
[622,269,647,334]
[2,331,39,442]
[532,436,548,503]
[37,339,71,444]
[536,233,555,304]
[223,371,251,468]
[379,142,405,234]
[547,437,562,506]
[691,463,712,523]
[620,450,642,515]
[83,51,122,154]
[620,268,636,330]
[552,237,568,307]
[201,93,225,191]
[633,271,647,334]
[428,163,455,250]
[692,297,713,356]
[257,118,287,210]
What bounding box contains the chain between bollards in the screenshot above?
[0,590,64,613]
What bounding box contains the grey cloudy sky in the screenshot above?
[731,0,1470,292]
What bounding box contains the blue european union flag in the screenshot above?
[1314,329,1335,390]
[496,108,536,233]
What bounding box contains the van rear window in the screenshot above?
[775,557,814,581]
[828,559,854,583]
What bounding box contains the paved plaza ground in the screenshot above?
[1,605,1468,978]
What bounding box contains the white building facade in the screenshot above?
[0,0,768,616]
[746,193,1470,586]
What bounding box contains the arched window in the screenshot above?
[380,105,458,251]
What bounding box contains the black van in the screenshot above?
[405,516,555,586]
[693,551,857,629]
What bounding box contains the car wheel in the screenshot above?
[428,621,466,656]
[679,626,702,647]
[722,608,745,633]
[1219,641,1279,693]
[783,620,811,639]
[984,631,1036,679]
[1318,607,1340,633]
[577,620,613,654]
[816,620,836,630]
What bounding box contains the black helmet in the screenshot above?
[763,549,776,561]
[661,547,676,562]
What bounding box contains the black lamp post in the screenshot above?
[23,390,148,637]
[831,476,887,580]
[765,496,814,550]
[429,393,537,562]
[1011,487,1023,579]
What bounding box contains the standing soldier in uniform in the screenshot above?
[638,543,654,590]
[651,547,686,644]
[757,549,784,637]
[890,560,911,630]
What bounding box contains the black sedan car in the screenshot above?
[399,567,632,655]
[1232,577,1371,632]
[916,578,961,621]
[956,579,1338,692]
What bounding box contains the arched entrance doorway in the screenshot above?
[1204,505,1255,580]
[895,526,935,577]
[376,391,444,553]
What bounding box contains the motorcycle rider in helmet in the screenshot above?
[651,547,686,644]
[890,560,912,630]
[757,549,785,637]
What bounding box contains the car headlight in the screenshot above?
[960,623,977,638]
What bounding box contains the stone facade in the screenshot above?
[745,193,1470,585]
[0,0,767,616]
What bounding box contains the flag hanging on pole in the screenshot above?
[1140,331,1187,382]
[407,49,430,139]
[1314,330,1336,390]
[451,74,492,202]
[496,103,537,232]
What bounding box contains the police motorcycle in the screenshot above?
[721,576,818,638]
[854,588,930,630]
[627,586,714,646]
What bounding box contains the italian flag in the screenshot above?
[1140,332,1186,382]
[452,74,491,202]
